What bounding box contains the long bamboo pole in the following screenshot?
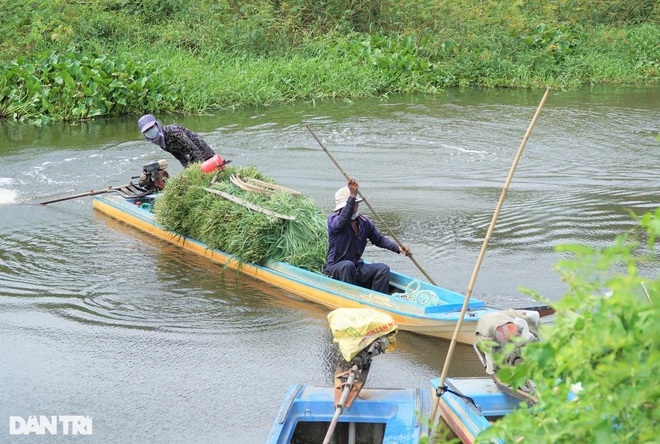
[38,185,131,205]
[429,87,551,436]
[306,124,439,285]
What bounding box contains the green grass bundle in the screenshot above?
[154,164,328,272]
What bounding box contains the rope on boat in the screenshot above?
[436,385,477,408]
[392,280,439,305]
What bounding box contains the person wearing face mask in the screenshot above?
[137,114,216,168]
[324,178,412,293]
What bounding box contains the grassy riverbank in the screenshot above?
[1,0,658,123]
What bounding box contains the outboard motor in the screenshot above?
[323,308,398,444]
[475,309,540,374]
[137,159,169,192]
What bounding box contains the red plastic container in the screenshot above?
[201,154,226,173]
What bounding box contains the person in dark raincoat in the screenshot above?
[138,114,216,168]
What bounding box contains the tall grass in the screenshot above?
[154,164,328,271]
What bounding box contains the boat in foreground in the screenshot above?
[267,384,430,444]
[429,310,542,443]
[431,376,525,444]
[93,192,498,344]
[268,308,430,444]
[267,309,534,444]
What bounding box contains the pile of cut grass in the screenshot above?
[154,164,328,273]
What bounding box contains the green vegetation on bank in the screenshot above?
[477,210,659,443]
[1,0,658,123]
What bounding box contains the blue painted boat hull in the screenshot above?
[266,384,430,444]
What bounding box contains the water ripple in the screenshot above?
[0,218,308,333]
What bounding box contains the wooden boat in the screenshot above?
[266,384,430,444]
[430,376,527,444]
[92,192,497,344]
[265,307,541,444]
[266,328,533,444]
[266,309,534,444]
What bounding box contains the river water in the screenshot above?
[1,86,658,443]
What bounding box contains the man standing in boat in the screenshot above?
[138,114,216,168]
[324,178,412,293]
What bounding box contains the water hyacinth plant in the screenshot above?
[0,50,181,125]
[2,2,658,124]
[154,165,329,272]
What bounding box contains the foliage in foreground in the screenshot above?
[153,165,328,272]
[477,210,659,443]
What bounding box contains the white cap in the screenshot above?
[334,186,363,211]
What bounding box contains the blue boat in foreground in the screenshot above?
[265,353,531,443]
[429,309,541,443]
[267,385,430,444]
[266,308,540,444]
[266,308,431,444]
[431,376,525,444]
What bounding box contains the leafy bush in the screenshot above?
[477,209,659,443]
